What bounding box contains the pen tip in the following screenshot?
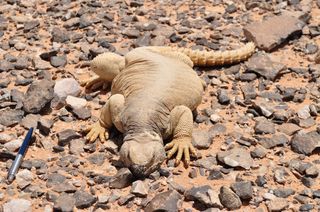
[7,175,14,183]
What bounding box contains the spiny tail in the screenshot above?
[148,42,255,67]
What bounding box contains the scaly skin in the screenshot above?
[85,43,255,177]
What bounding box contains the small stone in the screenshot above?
[273,188,295,198]
[192,129,212,149]
[66,96,87,110]
[274,167,289,184]
[122,28,140,38]
[46,173,66,187]
[15,169,33,189]
[217,89,230,105]
[23,80,55,114]
[251,145,267,158]
[297,105,311,119]
[69,139,85,155]
[38,118,53,135]
[24,20,40,31]
[194,156,217,170]
[145,190,182,212]
[230,181,253,200]
[225,4,237,13]
[185,185,222,209]
[50,56,67,68]
[131,180,149,197]
[277,123,301,136]
[210,114,222,123]
[0,109,24,127]
[73,191,97,209]
[219,186,242,210]
[71,107,91,120]
[54,193,75,212]
[267,198,289,212]
[254,117,275,134]
[299,204,314,211]
[87,153,105,166]
[20,114,39,129]
[52,182,77,193]
[3,199,32,212]
[4,139,22,152]
[207,169,223,180]
[256,175,267,187]
[109,168,133,189]
[217,147,253,169]
[57,129,80,146]
[118,194,135,206]
[52,28,69,43]
[54,78,81,99]
[244,15,305,51]
[305,165,319,177]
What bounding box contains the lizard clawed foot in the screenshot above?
[165,137,196,166]
[85,122,108,143]
[81,76,108,91]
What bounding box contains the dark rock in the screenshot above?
[38,117,53,135]
[73,191,97,209]
[194,156,217,170]
[20,114,39,129]
[87,153,105,166]
[131,180,149,197]
[69,139,85,155]
[217,89,230,105]
[256,175,267,187]
[145,190,182,212]
[15,57,30,70]
[250,145,267,158]
[254,117,275,134]
[71,107,91,120]
[273,188,295,198]
[23,80,54,113]
[256,134,288,149]
[291,133,319,155]
[207,169,223,180]
[244,15,305,51]
[54,194,75,212]
[118,194,135,206]
[52,28,69,43]
[52,182,77,193]
[46,173,66,187]
[225,4,237,13]
[24,20,40,32]
[230,181,253,200]
[185,185,222,209]
[122,29,140,38]
[39,50,58,61]
[241,82,257,101]
[277,123,301,135]
[219,186,242,210]
[305,43,318,54]
[299,204,314,211]
[0,109,24,126]
[217,147,253,169]
[245,53,286,80]
[109,168,133,189]
[0,60,14,72]
[57,129,80,146]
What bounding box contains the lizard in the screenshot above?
[84,42,255,177]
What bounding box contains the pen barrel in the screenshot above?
[18,127,33,155]
[8,154,23,176]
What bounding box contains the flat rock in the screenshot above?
[185,185,223,209]
[54,78,81,99]
[145,190,182,212]
[254,117,275,134]
[4,139,22,152]
[73,191,97,209]
[54,193,75,212]
[131,180,149,197]
[109,168,133,189]
[87,153,106,166]
[15,169,33,189]
[192,129,212,149]
[50,56,67,67]
[20,114,40,129]
[267,198,289,211]
[245,53,286,80]
[3,199,32,212]
[23,80,55,113]
[244,15,305,51]
[291,133,319,155]
[57,129,80,146]
[230,181,253,200]
[219,186,242,210]
[69,139,85,155]
[277,123,301,135]
[66,95,87,110]
[0,109,24,127]
[217,147,253,169]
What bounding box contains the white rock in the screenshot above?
[210,114,222,123]
[66,96,87,110]
[16,169,34,189]
[3,199,32,212]
[297,105,310,120]
[0,133,14,144]
[54,78,81,99]
[4,139,23,152]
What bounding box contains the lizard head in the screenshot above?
[120,131,166,177]
[90,52,125,81]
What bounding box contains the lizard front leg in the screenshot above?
[86,94,125,142]
[165,105,196,166]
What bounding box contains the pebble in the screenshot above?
[217,147,253,169]
[53,193,75,212]
[0,109,24,127]
[219,186,242,210]
[192,129,212,149]
[145,190,182,212]
[4,139,22,152]
[54,78,81,99]
[109,168,133,189]
[131,180,149,197]
[230,181,253,200]
[254,117,275,134]
[291,133,318,155]
[267,198,289,211]
[185,185,222,209]
[57,129,80,146]
[50,56,67,67]
[15,169,33,189]
[73,190,97,209]
[217,89,230,105]
[66,95,87,110]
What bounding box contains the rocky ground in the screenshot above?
[1,0,320,211]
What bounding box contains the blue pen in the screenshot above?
[7,127,34,182]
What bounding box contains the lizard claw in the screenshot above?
[81,76,108,91]
[165,138,196,166]
[86,122,108,143]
